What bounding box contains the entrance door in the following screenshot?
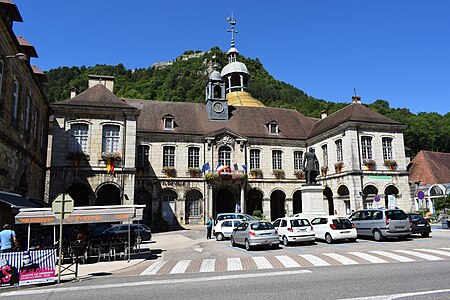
[215,189,235,217]
[270,190,286,221]
[161,190,177,226]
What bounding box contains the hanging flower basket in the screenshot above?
[321,166,328,177]
[188,167,202,178]
[250,168,263,179]
[163,166,177,178]
[101,152,122,161]
[205,172,247,185]
[273,169,285,179]
[294,170,305,179]
[334,161,344,173]
[363,159,376,170]
[384,159,397,171]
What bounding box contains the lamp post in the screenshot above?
[1,52,28,61]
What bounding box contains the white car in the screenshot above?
[272,217,315,246]
[310,216,357,244]
[213,219,243,241]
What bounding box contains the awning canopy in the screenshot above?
[0,191,48,208]
[15,205,145,225]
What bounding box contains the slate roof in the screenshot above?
[409,150,450,186]
[125,99,316,140]
[309,103,403,138]
[54,84,137,110]
[0,0,22,22]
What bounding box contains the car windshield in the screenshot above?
[409,214,425,222]
[332,218,353,229]
[251,222,274,230]
[385,210,408,220]
[291,219,310,227]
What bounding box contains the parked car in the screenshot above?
[349,208,410,241]
[230,220,279,250]
[213,219,243,241]
[310,216,357,244]
[407,213,431,237]
[97,224,152,244]
[272,217,315,246]
[216,213,256,223]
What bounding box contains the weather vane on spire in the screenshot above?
[227,13,238,48]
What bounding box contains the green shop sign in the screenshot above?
[369,175,392,180]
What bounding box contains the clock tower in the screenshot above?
[205,64,228,120]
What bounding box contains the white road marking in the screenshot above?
[275,255,301,268]
[252,256,273,269]
[415,248,450,257]
[340,288,450,300]
[298,254,330,266]
[140,260,167,275]
[170,260,191,274]
[348,252,388,264]
[199,258,216,272]
[393,250,443,261]
[227,257,243,271]
[323,253,358,265]
[369,251,415,262]
[0,270,313,297]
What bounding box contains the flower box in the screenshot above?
[188,167,202,178]
[294,170,305,179]
[163,166,177,178]
[101,152,122,161]
[250,168,263,179]
[384,159,397,170]
[273,169,285,179]
[363,159,376,170]
[205,172,247,185]
[321,166,328,176]
[334,161,344,173]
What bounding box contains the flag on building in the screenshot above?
[232,163,239,171]
[201,162,210,173]
[217,164,228,172]
[241,164,247,171]
[216,163,223,171]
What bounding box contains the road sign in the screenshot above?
[417,190,425,200]
[374,195,381,202]
[51,193,74,220]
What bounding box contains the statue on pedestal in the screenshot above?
[303,148,320,184]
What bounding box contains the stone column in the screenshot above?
[262,198,271,220]
[208,185,213,219]
[240,187,245,213]
[285,198,293,216]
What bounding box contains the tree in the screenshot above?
[433,194,450,212]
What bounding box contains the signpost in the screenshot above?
[373,195,381,208]
[51,193,74,284]
[388,195,397,209]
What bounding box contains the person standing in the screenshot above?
[205,216,213,239]
[0,224,18,253]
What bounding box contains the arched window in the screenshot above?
[363,185,378,195]
[213,85,221,99]
[186,190,203,217]
[338,185,350,196]
[218,146,231,167]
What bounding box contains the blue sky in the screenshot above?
[12,0,450,114]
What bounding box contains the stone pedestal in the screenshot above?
[296,184,327,221]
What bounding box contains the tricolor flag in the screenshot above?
[217,164,228,172]
[216,163,223,171]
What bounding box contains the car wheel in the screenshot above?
[325,233,333,244]
[282,236,289,246]
[421,232,430,238]
[245,239,252,251]
[373,229,384,242]
[231,237,236,247]
[216,233,225,241]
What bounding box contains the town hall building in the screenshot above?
[47,18,412,226]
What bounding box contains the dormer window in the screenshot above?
[268,122,279,135]
[163,115,174,130]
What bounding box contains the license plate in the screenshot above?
[300,228,306,232]
[341,231,350,234]
[417,224,425,227]
[395,226,405,230]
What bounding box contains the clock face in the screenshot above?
[213,102,224,113]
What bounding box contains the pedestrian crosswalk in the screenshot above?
[139,248,450,276]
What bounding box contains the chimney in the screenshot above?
[321,110,328,119]
[70,86,77,99]
[88,74,114,92]
[352,95,361,104]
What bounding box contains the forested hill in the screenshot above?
[44,47,450,156]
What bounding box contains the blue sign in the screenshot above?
[374,196,381,202]
[417,190,425,200]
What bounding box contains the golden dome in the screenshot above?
[227,91,265,107]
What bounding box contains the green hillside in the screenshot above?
[43,47,450,156]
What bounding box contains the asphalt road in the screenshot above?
[2,260,449,299]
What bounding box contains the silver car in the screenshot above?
[231,221,280,250]
[349,208,411,241]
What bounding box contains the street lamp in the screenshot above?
[1,52,28,62]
